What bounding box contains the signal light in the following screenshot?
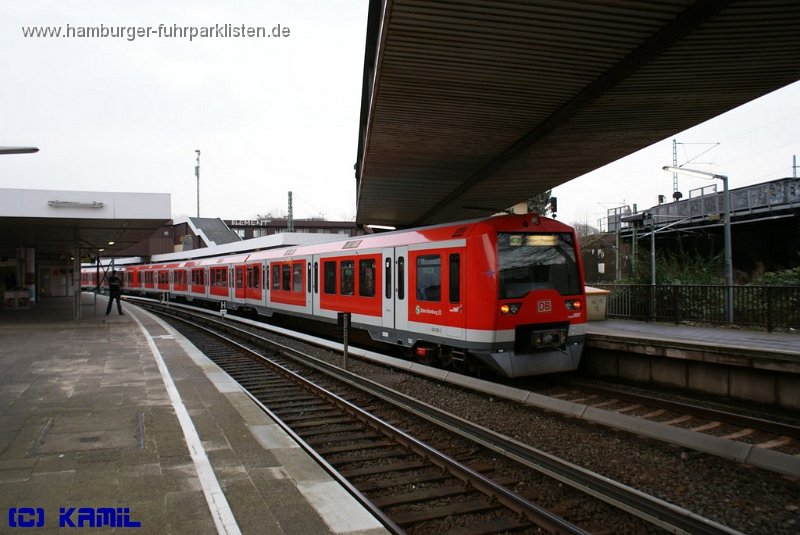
[565,299,582,310]
[415,346,435,357]
[500,303,521,315]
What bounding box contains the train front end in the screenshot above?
[470,214,587,377]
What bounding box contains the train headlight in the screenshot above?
[565,299,582,310]
[500,303,522,315]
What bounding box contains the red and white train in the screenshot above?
[83,213,587,377]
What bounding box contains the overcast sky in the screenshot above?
[2,2,798,228]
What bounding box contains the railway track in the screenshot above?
[538,379,800,457]
[141,301,744,534]
[166,314,584,534]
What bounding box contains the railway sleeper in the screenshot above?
[295,423,367,438]
[288,416,357,429]
[439,516,531,535]
[390,499,501,525]
[302,431,383,446]
[369,476,516,508]
[370,484,482,507]
[314,440,397,455]
[338,459,435,478]
[327,448,413,467]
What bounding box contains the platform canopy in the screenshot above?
[355,0,800,227]
[0,188,171,261]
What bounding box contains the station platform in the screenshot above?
[585,318,800,409]
[587,318,800,357]
[0,294,388,535]
[586,318,800,368]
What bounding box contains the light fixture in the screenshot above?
[48,200,104,209]
[0,146,39,154]
[108,241,115,246]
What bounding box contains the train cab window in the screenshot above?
[359,259,376,297]
[340,260,354,296]
[416,255,441,302]
[323,261,336,294]
[282,264,291,291]
[293,263,303,292]
[497,233,581,297]
[397,257,405,300]
[449,254,460,303]
[272,264,280,290]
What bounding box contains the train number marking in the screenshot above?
[537,300,552,313]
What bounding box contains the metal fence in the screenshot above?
[590,284,800,332]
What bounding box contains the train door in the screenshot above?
[445,250,465,339]
[386,246,408,334]
[381,248,394,329]
[234,265,245,300]
[303,256,312,311]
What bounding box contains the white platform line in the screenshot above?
[130,313,242,535]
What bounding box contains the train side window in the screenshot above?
[416,255,441,302]
[236,267,243,289]
[282,264,291,291]
[340,260,354,296]
[323,261,336,294]
[397,257,405,300]
[293,263,303,292]
[246,267,252,288]
[449,253,460,303]
[314,262,319,294]
[253,265,260,289]
[307,263,312,294]
[359,259,376,297]
[272,264,280,290]
[384,258,392,299]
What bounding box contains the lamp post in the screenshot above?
[662,165,733,323]
[195,149,201,218]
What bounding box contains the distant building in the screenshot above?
[115,216,241,257]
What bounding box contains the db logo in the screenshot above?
[537,300,552,313]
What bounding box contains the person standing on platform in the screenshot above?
[106,270,124,315]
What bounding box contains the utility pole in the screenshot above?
[195,149,201,218]
[672,139,679,196]
[287,191,294,232]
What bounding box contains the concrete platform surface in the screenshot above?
[587,319,799,356]
[0,294,388,535]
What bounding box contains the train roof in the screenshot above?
[84,213,574,270]
[245,212,573,262]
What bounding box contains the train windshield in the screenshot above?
[497,232,581,298]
